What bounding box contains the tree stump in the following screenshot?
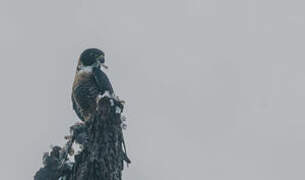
[34,97,130,180]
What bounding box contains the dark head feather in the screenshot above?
[80,48,105,66]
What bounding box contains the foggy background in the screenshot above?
[1,0,305,179]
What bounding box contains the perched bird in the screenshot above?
[72,48,114,121]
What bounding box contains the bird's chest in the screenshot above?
[73,72,99,110]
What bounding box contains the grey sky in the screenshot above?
[1,0,305,179]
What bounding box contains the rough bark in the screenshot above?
[34,97,130,180]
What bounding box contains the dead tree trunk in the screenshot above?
[69,97,130,180]
[34,97,130,180]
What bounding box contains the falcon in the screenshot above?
[72,48,114,121]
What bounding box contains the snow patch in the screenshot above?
[115,106,122,114]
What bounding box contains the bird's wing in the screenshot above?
[92,67,114,94]
[72,94,85,121]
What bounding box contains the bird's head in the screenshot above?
[79,48,108,69]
